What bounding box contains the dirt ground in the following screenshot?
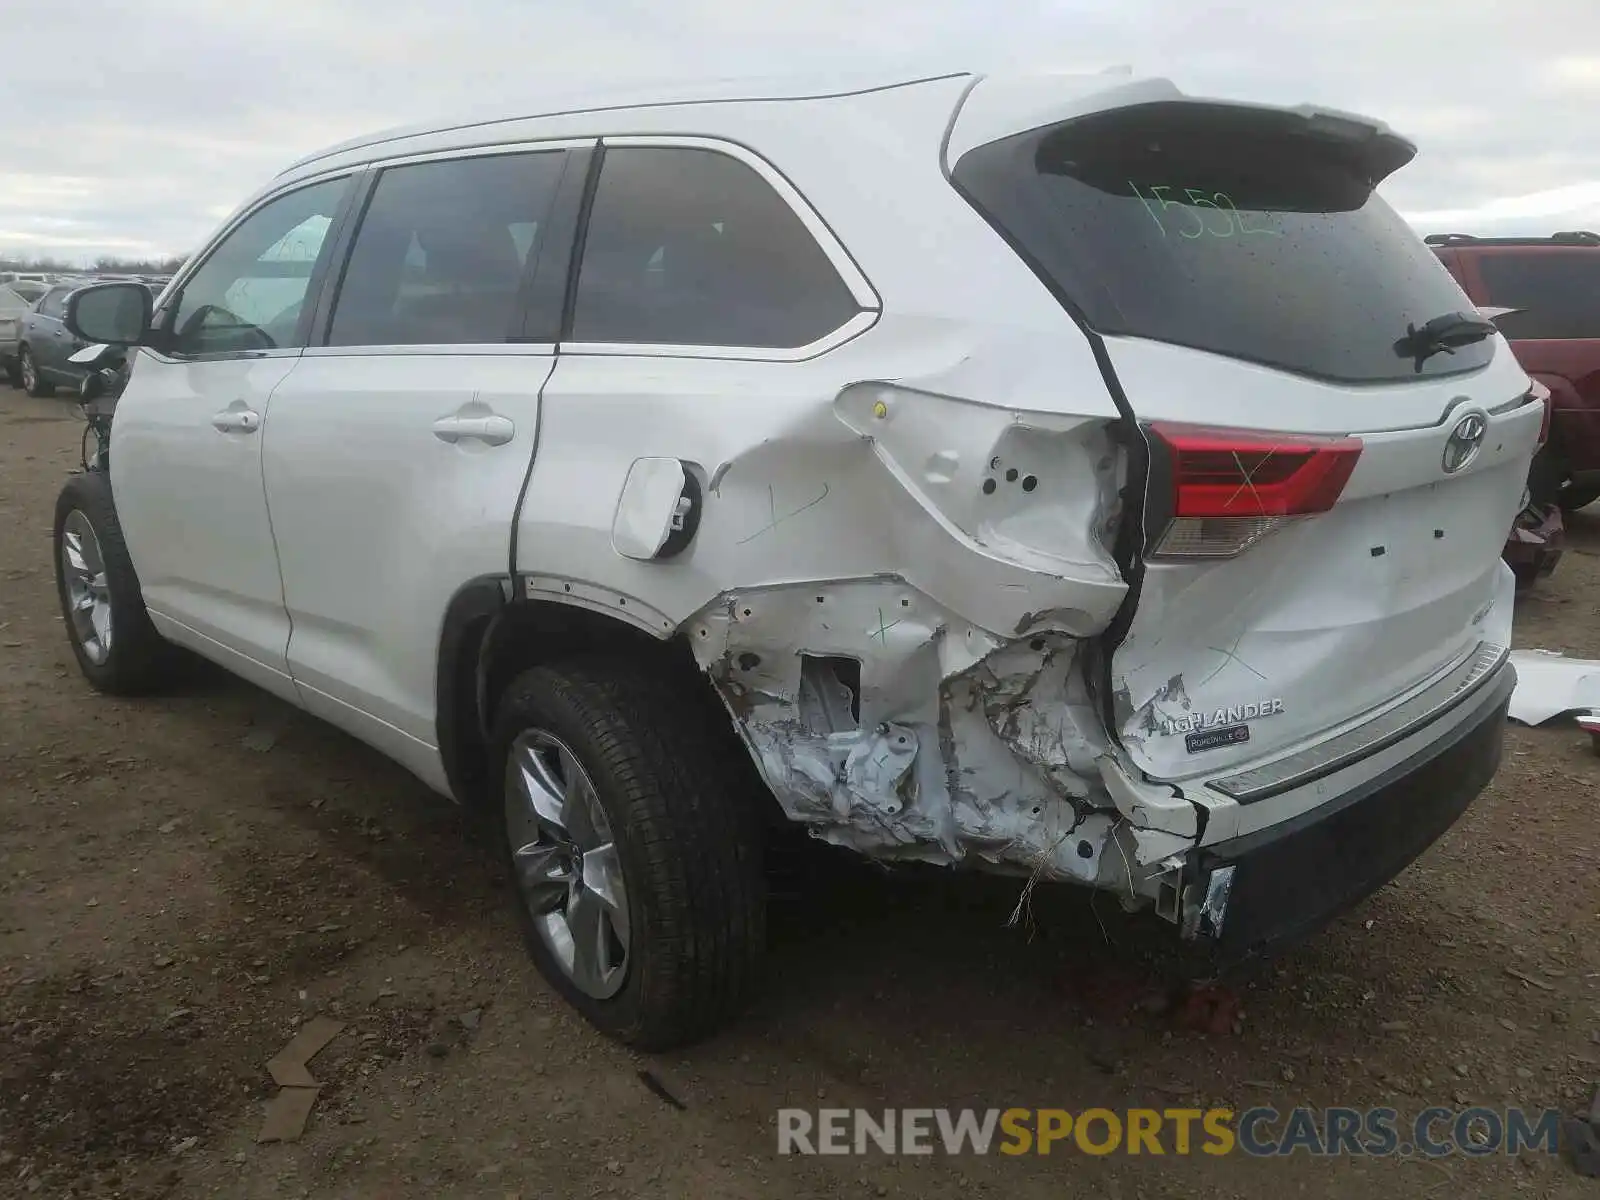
[1,380,1597,1200]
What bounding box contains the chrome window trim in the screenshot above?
[302,342,557,359]
[140,347,305,366]
[593,134,879,314]
[560,309,879,363]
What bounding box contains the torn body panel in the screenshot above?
[689,578,1153,889]
[515,336,1172,898]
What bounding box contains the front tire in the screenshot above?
[492,660,766,1050]
[19,346,54,397]
[53,471,176,693]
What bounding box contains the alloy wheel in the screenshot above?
[60,509,112,664]
[505,729,631,999]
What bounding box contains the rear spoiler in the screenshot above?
[946,72,1415,180]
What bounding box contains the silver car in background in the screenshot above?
[0,281,47,386]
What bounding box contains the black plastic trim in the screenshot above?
[306,168,377,348]
[1192,666,1512,958]
[507,151,597,572]
[514,146,589,344]
[557,143,607,343]
[436,575,510,805]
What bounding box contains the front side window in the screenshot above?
[569,146,860,349]
[326,151,567,347]
[1478,252,1600,341]
[169,177,349,356]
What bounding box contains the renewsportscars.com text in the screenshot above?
[777,1106,1563,1158]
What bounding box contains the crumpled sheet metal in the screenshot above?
[1506,649,1600,725]
[693,578,1133,885]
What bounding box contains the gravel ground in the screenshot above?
[1,380,1597,1198]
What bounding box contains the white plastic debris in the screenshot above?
[1506,649,1600,725]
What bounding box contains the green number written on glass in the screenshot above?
[1128,182,1283,238]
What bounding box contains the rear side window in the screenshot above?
[1477,252,1600,340]
[953,103,1494,384]
[327,151,567,347]
[570,146,859,349]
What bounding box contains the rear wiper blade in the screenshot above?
[1394,310,1498,372]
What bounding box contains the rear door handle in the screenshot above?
[211,406,260,434]
[432,413,514,446]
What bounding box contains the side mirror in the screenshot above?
[64,282,152,346]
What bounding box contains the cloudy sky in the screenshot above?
[4,0,1597,262]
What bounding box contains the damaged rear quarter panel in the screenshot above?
[514,324,1152,882]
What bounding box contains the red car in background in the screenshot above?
[1430,231,1596,584]
[1431,231,1600,510]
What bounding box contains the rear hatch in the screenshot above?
[951,95,1540,782]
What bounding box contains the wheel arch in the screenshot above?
[436,577,746,811]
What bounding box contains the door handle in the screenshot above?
[211,407,261,433]
[432,413,514,446]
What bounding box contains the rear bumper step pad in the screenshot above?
[1188,660,1513,956]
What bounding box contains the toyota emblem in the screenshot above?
[1442,411,1488,474]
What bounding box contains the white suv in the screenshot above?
[53,68,1539,1049]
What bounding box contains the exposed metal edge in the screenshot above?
[1208,642,1509,803]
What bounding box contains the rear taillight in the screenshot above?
[1147,422,1364,560]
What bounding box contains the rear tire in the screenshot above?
[19,346,53,397]
[53,471,178,694]
[491,659,766,1050]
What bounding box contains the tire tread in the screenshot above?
[493,658,765,1049]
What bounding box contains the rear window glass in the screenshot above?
[952,103,1494,384]
[1477,252,1600,341]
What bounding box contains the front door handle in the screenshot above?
[211,406,260,434]
[432,413,514,446]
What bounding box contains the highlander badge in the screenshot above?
[1158,698,1285,736]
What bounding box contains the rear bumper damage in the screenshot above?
[1176,658,1512,956]
[675,379,1521,951]
[692,570,1514,951]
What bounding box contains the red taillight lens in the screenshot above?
[1147,422,1364,560]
